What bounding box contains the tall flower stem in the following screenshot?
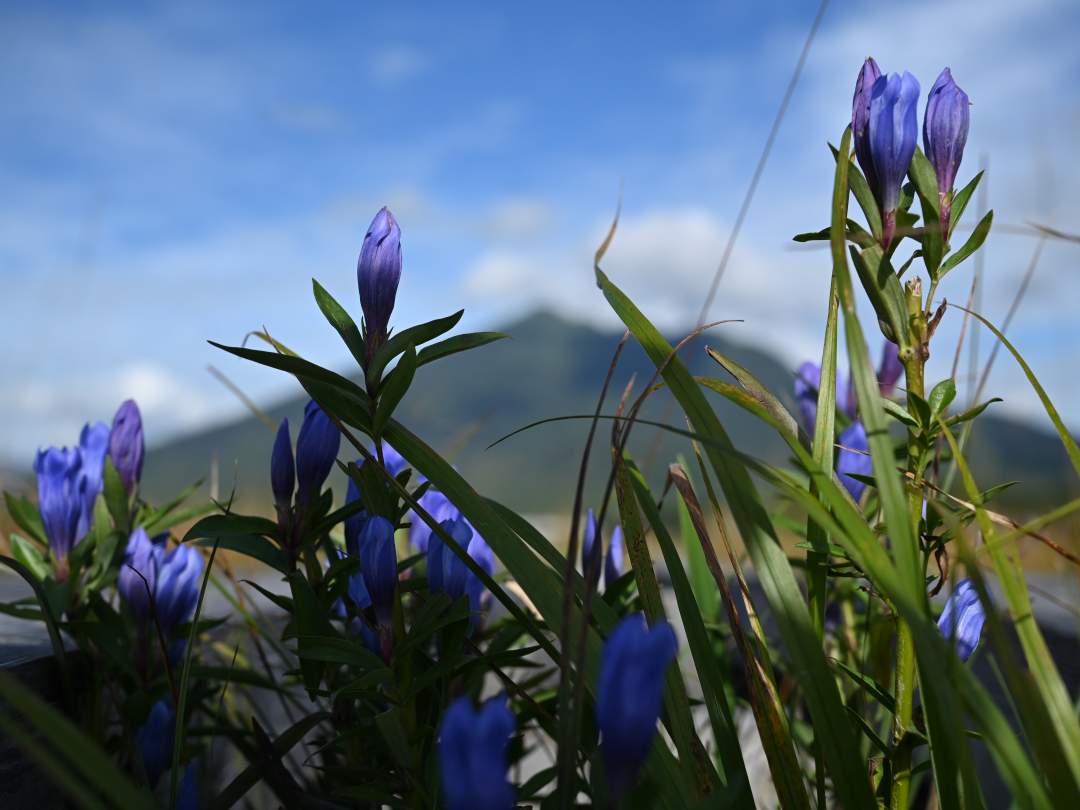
[891,280,929,810]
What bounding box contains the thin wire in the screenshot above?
[695,0,831,327]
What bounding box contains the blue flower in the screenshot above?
[794,363,853,434]
[118,528,161,623]
[77,421,110,531]
[605,525,625,588]
[270,418,296,511]
[438,694,515,810]
[877,341,904,397]
[357,206,402,353]
[428,516,469,594]
[177,762,199,810]
[938,579,985,662]
[923,68,970,238]
[409,486,459,553]
[868,71,920,246]
[137,699,175,788]
[294,400,341,509]
[108,399,144,493]
[852,57,883,198]
[837,421,872,502]
[597,613,678,800]
[154,543,204,635]
[379,440,408,478]
[33,446,88,566]
[360,515,397,626]
[581,508,601,588]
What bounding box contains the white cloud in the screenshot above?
[369,45,430,84]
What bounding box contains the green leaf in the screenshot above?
[191,534,288,573]
[908,147,944,275]
[366,309,463,388]
[943,397,1001,427]
[313,278,367,369]
[928,378,957,415]
[415,331,508,367]
[949,171,984,234]
[102,457,129,528]
[373,344,416,435]
[183,513,279,542]
[849,244,910,347]
[10,534,49,581]
[4,491,47,545]
[939,210,993,276]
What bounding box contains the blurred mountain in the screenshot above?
[137,310,1076,516]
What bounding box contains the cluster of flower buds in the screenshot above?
[270,399,341,552]
[428,515,496,630]
[580,508,624,591]
[117,527,205,639]
[33,400,144,579]
[852,59,970,247]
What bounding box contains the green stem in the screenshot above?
[890,348,926,810]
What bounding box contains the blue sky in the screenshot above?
[3,0,1079,462]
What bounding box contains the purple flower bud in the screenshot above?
[118,528,162,623]
[137,699,175,788]
[597,614,678,800]
[440,517,475,601]
[33,446,88,565]
[877,341,904,397]
[380,440,408,478]
[868,71,920,247]
[108,399,145,492]
[409,486,459,553]
[295,400,340,508]
[360,515,397,625]
[270,418,295,509]
[343,472,367,557]
[438,694,516,810]
[938,578,985,662]
[177,763,199,810]
[923,68,970,238]
[77,421,110,539]
[357,207,402,353]
[837,421,872,502]
[428,516,471,595]
[605,525,625,588]
[154,543,204,635]
[465,532,496,628]
[581,508,601,588]
[852,57,883,198]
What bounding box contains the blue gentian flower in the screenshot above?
[360,515,397,625]
[581,508,601,588]
[294,400,340,509]
[270,418,295,511]
[108,399,144,493]
[597,613,678,800]
[409,486,459,553]
[868,71,920,247]
[118,528,161,623]
[605,525,625,588]
[924,68,970,238]
[794,363,853,434]
[428,516,472,594]
[343,472,367,558]
[852,56,883,199]
[177,762,199,810]
[33,446,88,568]
[878,342,904,397]
[137,699,175,788]
[938,578,985,662]
[380,440,408,478]
[357,207,402,354]
[837,421,872,501]
[77,421,110,530]
[438,694,515,810]
[154,543,204,635]
[464,532,496,628]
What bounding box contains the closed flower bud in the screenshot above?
[428,516,472,594]
[409,486,459,553]
[360,515,398,625]
[581,508,601,588]
[938,578,985,662]
[357,206,402,354]
[137,699,175,787]
[837,421,872,502]
[295,400,340,508]
[852,57,883,198]
[923,68,970,238]
[605,525,625,588]
[868,71,920,247]
[108,399,145,492]
[155,543,204,635]
[77,421,110,539]
[877,341,904,397]
[343,473,367,558]
[270,418,296,510]
[597,613,678,800]
[33,446,88,566]
[438,694,515,810]
[118,528,161,623]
